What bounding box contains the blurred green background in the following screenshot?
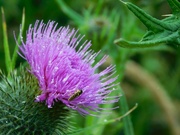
[0,0,179,135]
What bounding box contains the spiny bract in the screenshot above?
[0,67,72,134]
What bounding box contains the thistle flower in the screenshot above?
[18,20,119,115]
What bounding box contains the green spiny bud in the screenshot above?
[0,66,73,135]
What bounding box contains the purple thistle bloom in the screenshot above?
[18,20,119,115]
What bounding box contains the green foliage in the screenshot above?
[1,7,25,76]
[1,8,12,75]
[115,0,180,48]
[0,0,180,135]
[0,67,73,135]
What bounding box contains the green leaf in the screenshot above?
[116,0,180,48]
[167,0,180,16]
[118,85,135,135]
[114,30,179,48]
[1,7,12,75]
[119,0,173,32]
[12,8,25,70]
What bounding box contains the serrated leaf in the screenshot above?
[120,0,173,32]
[167,0,180,16]
[114,30,179,48]
[116,0,180,48]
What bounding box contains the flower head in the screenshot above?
[18,20,119,115]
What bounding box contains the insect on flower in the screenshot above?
[17,20,120,115]
[68,89,83,101]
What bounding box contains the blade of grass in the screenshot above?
[12,8,25,70]
[119,85,134,135]
[1,7,12,75]
[94,0,103,16]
